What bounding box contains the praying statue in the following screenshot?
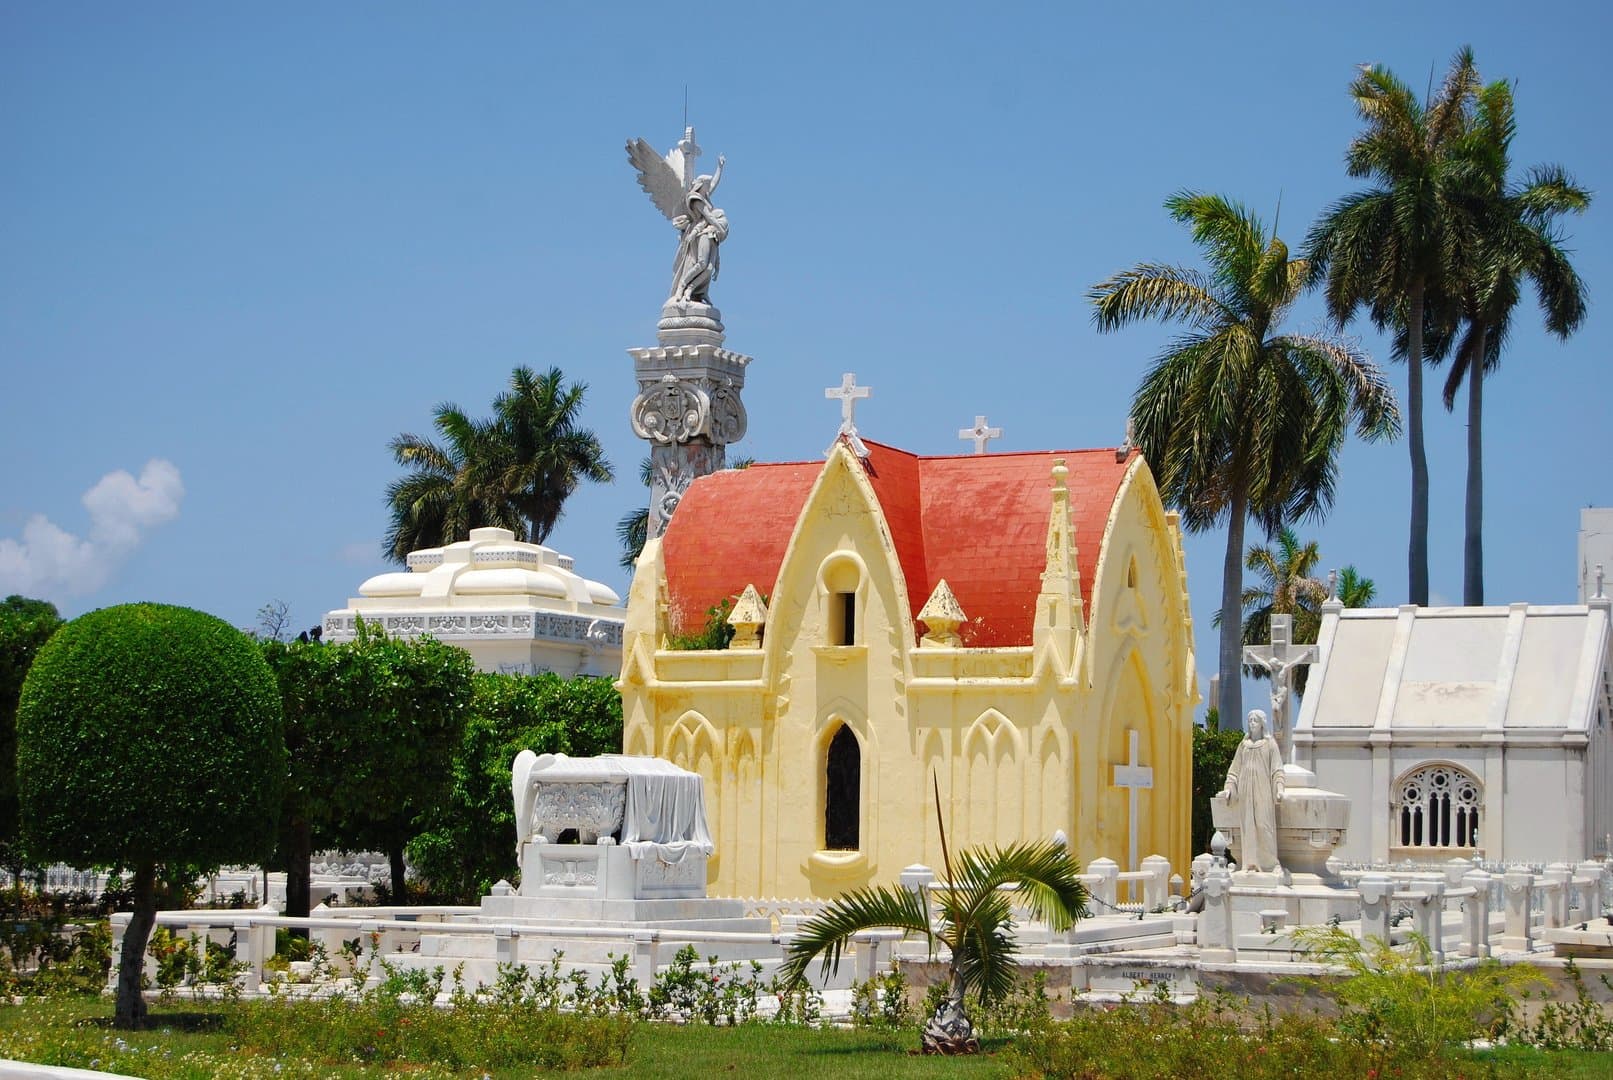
[627,131,730,306]
[1217,710,1285,873]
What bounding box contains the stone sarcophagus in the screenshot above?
[510,753,715,901]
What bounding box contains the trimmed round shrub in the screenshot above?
[18,602,285,871]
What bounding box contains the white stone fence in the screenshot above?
[898,854,1180,921]
[1196,860,1610,964]
[109,905,905,996]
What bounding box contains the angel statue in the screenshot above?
[627,130,729,306]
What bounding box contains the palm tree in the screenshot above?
[1306,48,1481,607]
[384,367,612,562]
[385,405,521,561]
[1238,527,1327,658]
[1092,192,1401,729]
[1436,78,1590,604]
[781,832,1088,1054]
[1234,527,1377,694]
[616,458,655,571]
[494,366,615,544]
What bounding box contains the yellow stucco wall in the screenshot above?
[618,446,1196,900]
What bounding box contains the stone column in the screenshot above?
[1575,861,1606,921]
[1410,880,1446,964]
[632,930,661,986]
[1462,869,1492,958]
[900,865,935,925]
[1543,864,1573,929]
[628,311,751,539]
[1198,868,1234,962]
[1502,871,1535,952]
[107,913,131,996]
[1141,855,1172,912]
[1088,858,1119,911]
[1357,873,1394,945]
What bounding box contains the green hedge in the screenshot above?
[408,671,623,900]
[18,602,284,874]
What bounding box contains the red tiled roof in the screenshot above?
[660,439,1135,647]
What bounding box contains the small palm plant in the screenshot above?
[779,780,1089,1053]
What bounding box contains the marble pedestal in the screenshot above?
[627,302,752,538]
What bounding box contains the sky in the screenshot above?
[3,2,1610,717]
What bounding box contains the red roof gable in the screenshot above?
[660,440,1135,648]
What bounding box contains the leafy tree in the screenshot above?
[1306,48,1481,607]
[408,672,623,900]
[1434,76,1590,604]
[330,624,474,899]
[386,366,613,561]
[262,623,475,910]
[261,637,362,919]
[1191,713,1243,857]
[782,783,1088,1054]
[0,596,62,867]
[1092,192,1400,728]
[18,603,284,1027]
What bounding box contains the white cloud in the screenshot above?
[0,459,185,600]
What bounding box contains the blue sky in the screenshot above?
[3,2,1609,714]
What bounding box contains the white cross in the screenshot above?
[958,415,1002,454]
[825,372,872,457]
[1111,728,1153,872]
[1242,613,1319,764]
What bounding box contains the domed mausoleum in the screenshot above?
[324,527,623,677]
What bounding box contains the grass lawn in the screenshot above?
[1,996,1609,1079]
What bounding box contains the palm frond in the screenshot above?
[779,884,931,989]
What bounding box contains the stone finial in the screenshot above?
[1328,568,1339,603]
[918,579,966,647]
[1598,563,1606,600]
[726,584,768,649]
[1117,417,1136,462]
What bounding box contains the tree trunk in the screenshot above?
[389,841,407,902]
[921,967,979,1055]
[1218,488,1248,732]
[285,816,312,923]
[1463,326,1486,605]
[114,863,156,1029]
[1406,281,1430,607]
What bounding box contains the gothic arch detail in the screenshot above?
[1393,763,1482,850]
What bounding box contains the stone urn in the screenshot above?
[1211,764,1350,884]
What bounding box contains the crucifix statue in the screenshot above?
[1111,729,1153,872]
[958,415,1002,455]
[825,372,872,457]
[1242,613,1317,764]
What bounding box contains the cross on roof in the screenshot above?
[1111,729,1153,872]
[825,372,872,457]
[958,415,1002,455]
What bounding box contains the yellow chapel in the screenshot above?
[618,437,1197,900]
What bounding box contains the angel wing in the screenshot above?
[626,137,687,221]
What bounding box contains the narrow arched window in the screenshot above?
[825,725,861,850]
[1395,764,1481,850]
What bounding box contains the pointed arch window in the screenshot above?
[1395,764,1481,849]
[825,725,861,850]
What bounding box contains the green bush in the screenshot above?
[1191,716,1242,856]
[17,602,285,1027]
[18,603,284,873]
[0,595,62,863]
[407,671,622,900]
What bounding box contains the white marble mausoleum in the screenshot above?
[1296,595,1613,865]
[324,527,624,677]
